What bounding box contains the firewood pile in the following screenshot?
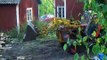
[0,32,13,59]
[0,33,6,50]
[0,32,26,60]
[0,32,12,50]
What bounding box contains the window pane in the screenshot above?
[26,8,32,21]
[57,6,65,18]
[59,8,61,17]
[62,7,64,17]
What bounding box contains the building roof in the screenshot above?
[0,0,21,4]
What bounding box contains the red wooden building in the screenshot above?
[54,0,84,20]
[0,0,40,32]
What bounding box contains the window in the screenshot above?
[57,6,65,18]
[26,8,33,22]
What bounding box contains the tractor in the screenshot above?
[47,10,103,54]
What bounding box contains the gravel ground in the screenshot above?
[1,39,75,60]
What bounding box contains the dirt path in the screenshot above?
[1,39,73,60]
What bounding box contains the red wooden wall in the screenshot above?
[66,0,84,20]
[55,0,84,20]
[0,0,38,31]
[0,4,16,31]
[19,0,38,24]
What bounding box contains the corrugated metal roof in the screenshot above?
[0,0,21,4]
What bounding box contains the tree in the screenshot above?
[39,0,54,16]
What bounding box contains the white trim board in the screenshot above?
[64,0,66,18]
[16,4,20,34]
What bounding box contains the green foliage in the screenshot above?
[73,54,86,60]
[80,0,107,56]
[81,55,85,60]
[34,20,48,31]
[39,0,54,16]
[103,56,107,60]
[67,38,72,46]
[6,28,17,38]
[34,20,56,39]
[92,43,101,55]
[63,43,68,51]
[6,23,27,42]
[100,45,106,53]
[86,47,90,54]
[70,0,107,59]
[92,31,96,37]
[18,23,27,40]
[77,35,82,41]
[83,36,88,42]
[73,41,77,48]
[104,48,107,55]
[34,20,48,38]
[18,33,25,40]
[74,53,79,60]
[76,35,82,46]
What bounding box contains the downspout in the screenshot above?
[16,4,20,34]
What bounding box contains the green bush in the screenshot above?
[18,23,27,40]
[33,20,48,31]
[33,20,56,39]
[6,23,27,42]
[6,28,18,38]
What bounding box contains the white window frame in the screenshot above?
[26,8,33,22]
[57,6,65,18]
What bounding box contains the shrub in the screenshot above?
[6,28,18,38]
[6,23,27,42]
[33,20,56,39]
